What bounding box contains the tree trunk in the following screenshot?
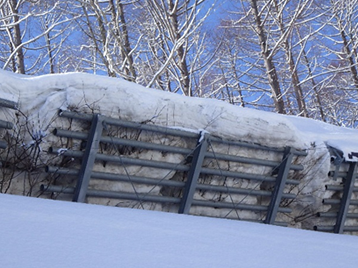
[250,0,285,114]
[9,0,25,74]
[110,0,136,82]
[88,1,116,77]
[272,0,307,116]
[168,0,191,96]
[340,28,358,88]
[45,24,55,74]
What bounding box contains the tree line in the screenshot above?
[1,0,358,127]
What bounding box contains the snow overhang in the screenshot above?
[327,144,358,163]
[348,152,358,161]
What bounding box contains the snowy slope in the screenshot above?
[1,193,358,268]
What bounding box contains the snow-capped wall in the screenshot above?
[1,70,358,229]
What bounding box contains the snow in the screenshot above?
[2,71,358,266]
[1,69,357,161]
[1,69,358,229]
[286,116,358,161]
[1,193,357,268]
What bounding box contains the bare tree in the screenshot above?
[270,0,312,117]
[0,0,77,74]
[314,0,358,127]
[142,0,214,96]
[0,0,356,128]
[249,0,286,114]
[328,0,358,90]
[0,0,26,73]
[75,0,137,80]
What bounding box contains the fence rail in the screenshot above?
[43,110,307,226]
[2,98,358,234]
[0,98,17,168]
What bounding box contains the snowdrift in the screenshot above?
[2,193,358,268]
[1,70,358,156]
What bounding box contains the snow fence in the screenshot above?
[1,70,358,233]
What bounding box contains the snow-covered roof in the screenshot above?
[1,69,357,161]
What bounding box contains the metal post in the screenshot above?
[334,162,358,234]
[178,133,209,214]
[264,147,293,224]
[0,98,18,110]
[72,114,104,203]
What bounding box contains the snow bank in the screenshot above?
[1,69,357,159]
[1,193,358,268]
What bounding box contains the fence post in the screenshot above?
[334,162,358,234]
[73,114,104,203]
[264,147,294,224]
[178,133,209,214]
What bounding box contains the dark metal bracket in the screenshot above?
[265,147,293,224]
[73,114,104,202]
[178,133,209,214]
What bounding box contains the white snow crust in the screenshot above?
[1,193,358,268]
[1,69,357,160]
